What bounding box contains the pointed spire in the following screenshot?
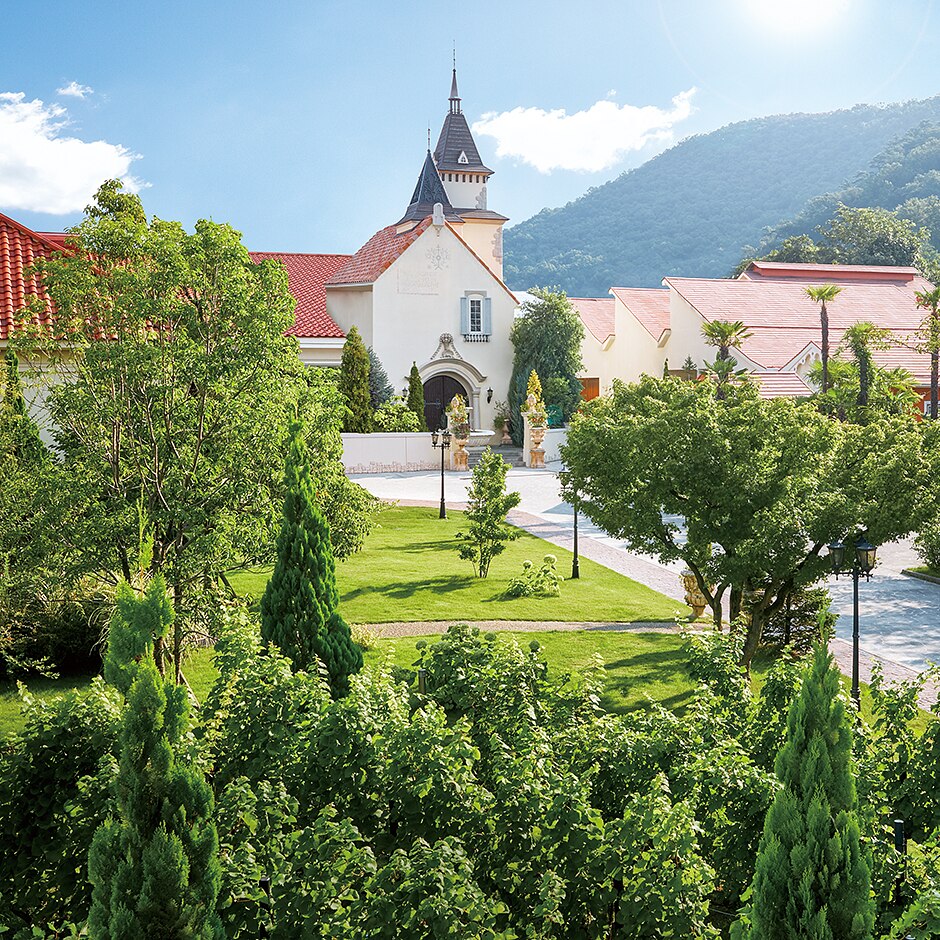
[396,149,459,225]
[449,58,461,115]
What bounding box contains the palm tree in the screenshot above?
[915,286,940,419]
[701,319,753,361]
[841,322,890,411]
[804,284,843,395]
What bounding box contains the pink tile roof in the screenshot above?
[249,251,350,338]
[327,218,432,286]
[610,287,670,340]
[570,297,615,344]
[750,371,813,399]
[742,261,925,284]
[0,212,60,341]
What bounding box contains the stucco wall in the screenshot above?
[341,432,439,473]
[327,286,374,347]
[368,223,516,432]
[455,219,504,281]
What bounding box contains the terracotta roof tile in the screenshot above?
[570,297,614,344]
[750,371,813,399]
[610,287,670,340]
[742,261,924,283]
[328,218,432,286]
[249,251,349,339]
[0,212,60,341]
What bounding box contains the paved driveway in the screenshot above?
[352,468,940,671]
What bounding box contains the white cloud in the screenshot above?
[472,88,697,174]
[0,92,144,214]
[56,81,94,99]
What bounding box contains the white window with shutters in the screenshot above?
[460,292,492,342]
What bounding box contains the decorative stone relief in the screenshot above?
[430,333,463,361]
[475,185,487,210]
[426,245,450,270]
[491,226,503,260]
[398,270,439,295]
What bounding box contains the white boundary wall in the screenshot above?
[341,433,438,473]
[542,428,567,465]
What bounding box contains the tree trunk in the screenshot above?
[173,578,184,685]
[729,587,742,624]
[858,353,869,409]
[740,607,765,670]
[821,302,830,394]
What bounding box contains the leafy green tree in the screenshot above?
[88,576,223,939]
[407,361,426,428]
[915,286,940,418]
[367,346,394,409]
[20,181,309,681]
[841,321,891,412]
[509,288,584,443]
[804,284,843,394]
[455,449,521,578]
[744,646,874,939]
[561,377,931,666]
[261,423,362,694]
[338,326,373,433]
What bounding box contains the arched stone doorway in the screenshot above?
[422,375,470,431]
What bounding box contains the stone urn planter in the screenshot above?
[680,569,709,619]
[529,425,546,469]
[452,432,469,471]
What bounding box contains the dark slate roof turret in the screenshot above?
[397,150,462,225]
[434,69,493,174]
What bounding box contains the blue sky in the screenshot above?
[1,0,938,253]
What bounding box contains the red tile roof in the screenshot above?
[750,371,812,399]
[610,287,670,340]
[0,212,60,341]
[570,297,615,344]
[249,251,350,338]
[742,261,924,284]
[327,218,432,286]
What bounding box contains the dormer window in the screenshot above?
[458,151,469,164]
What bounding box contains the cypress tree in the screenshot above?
[88,577,223,939]
[338,326,373,433]
[261,423,362,695]
[367,346,394,409]
[407,361,426,427]
[746,645,873,939]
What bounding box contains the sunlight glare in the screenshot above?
[744,0,851,34]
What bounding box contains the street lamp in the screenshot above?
[571,490,580,579]
[828,532,878,707]
[430,427,452,519]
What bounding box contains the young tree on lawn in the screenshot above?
[261,423,362,694]
[88,576,223,939]
[561,376,930,667]
[367,346,394,409]
[339,326,373,433]
[916,285,940,419]
[407,361,426,427]
[805,284,843,394]
[20,180,312,681]
[744,646,873,939]
[455,448,521,578]
[509,288,584,444]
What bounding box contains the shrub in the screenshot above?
[505,554,562,598]
[406,362,426,428]
[367,346,393,409]
[915,516,940,571]
[455,449,521,578]
[761,587,836,652]
[374,397,421,432]
[338,326,372,433]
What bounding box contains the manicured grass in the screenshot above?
[229,506,685,624]
[907,564,940,579]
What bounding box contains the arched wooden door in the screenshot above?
[422,375,469,431]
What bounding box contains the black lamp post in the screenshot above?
[571,491,580,579]
[828,533,878,706]
[430,427,452,519]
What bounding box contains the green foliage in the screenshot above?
[915,515,940,569]
[367,346,394,409]
[505,554,562,598]
[701,319,753,360]
[374,397,421,432]
[761,588,836,653]
[744,646,874,940]
[261,423,362,694]
[338,326,373,433]
[505,99,940,294]
[509,289,584,443]
[455,449,521,578]
[562,376,932,666]
[0,679,120,933]
[88,577,223,939]
[407,361,426,428]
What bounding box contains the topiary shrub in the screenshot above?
[374,397,421,432]
[407,361,426,428]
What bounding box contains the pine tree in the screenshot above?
[261,423,362,695]
[745,645,873,939]
[407,361,426,428]
[338,326,373,433]
[88,577,223,939]
[367,346,394,409]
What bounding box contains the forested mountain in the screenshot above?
[752,120,940,257]
[503,97,940,296]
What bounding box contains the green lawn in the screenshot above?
[229,506,685,624]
